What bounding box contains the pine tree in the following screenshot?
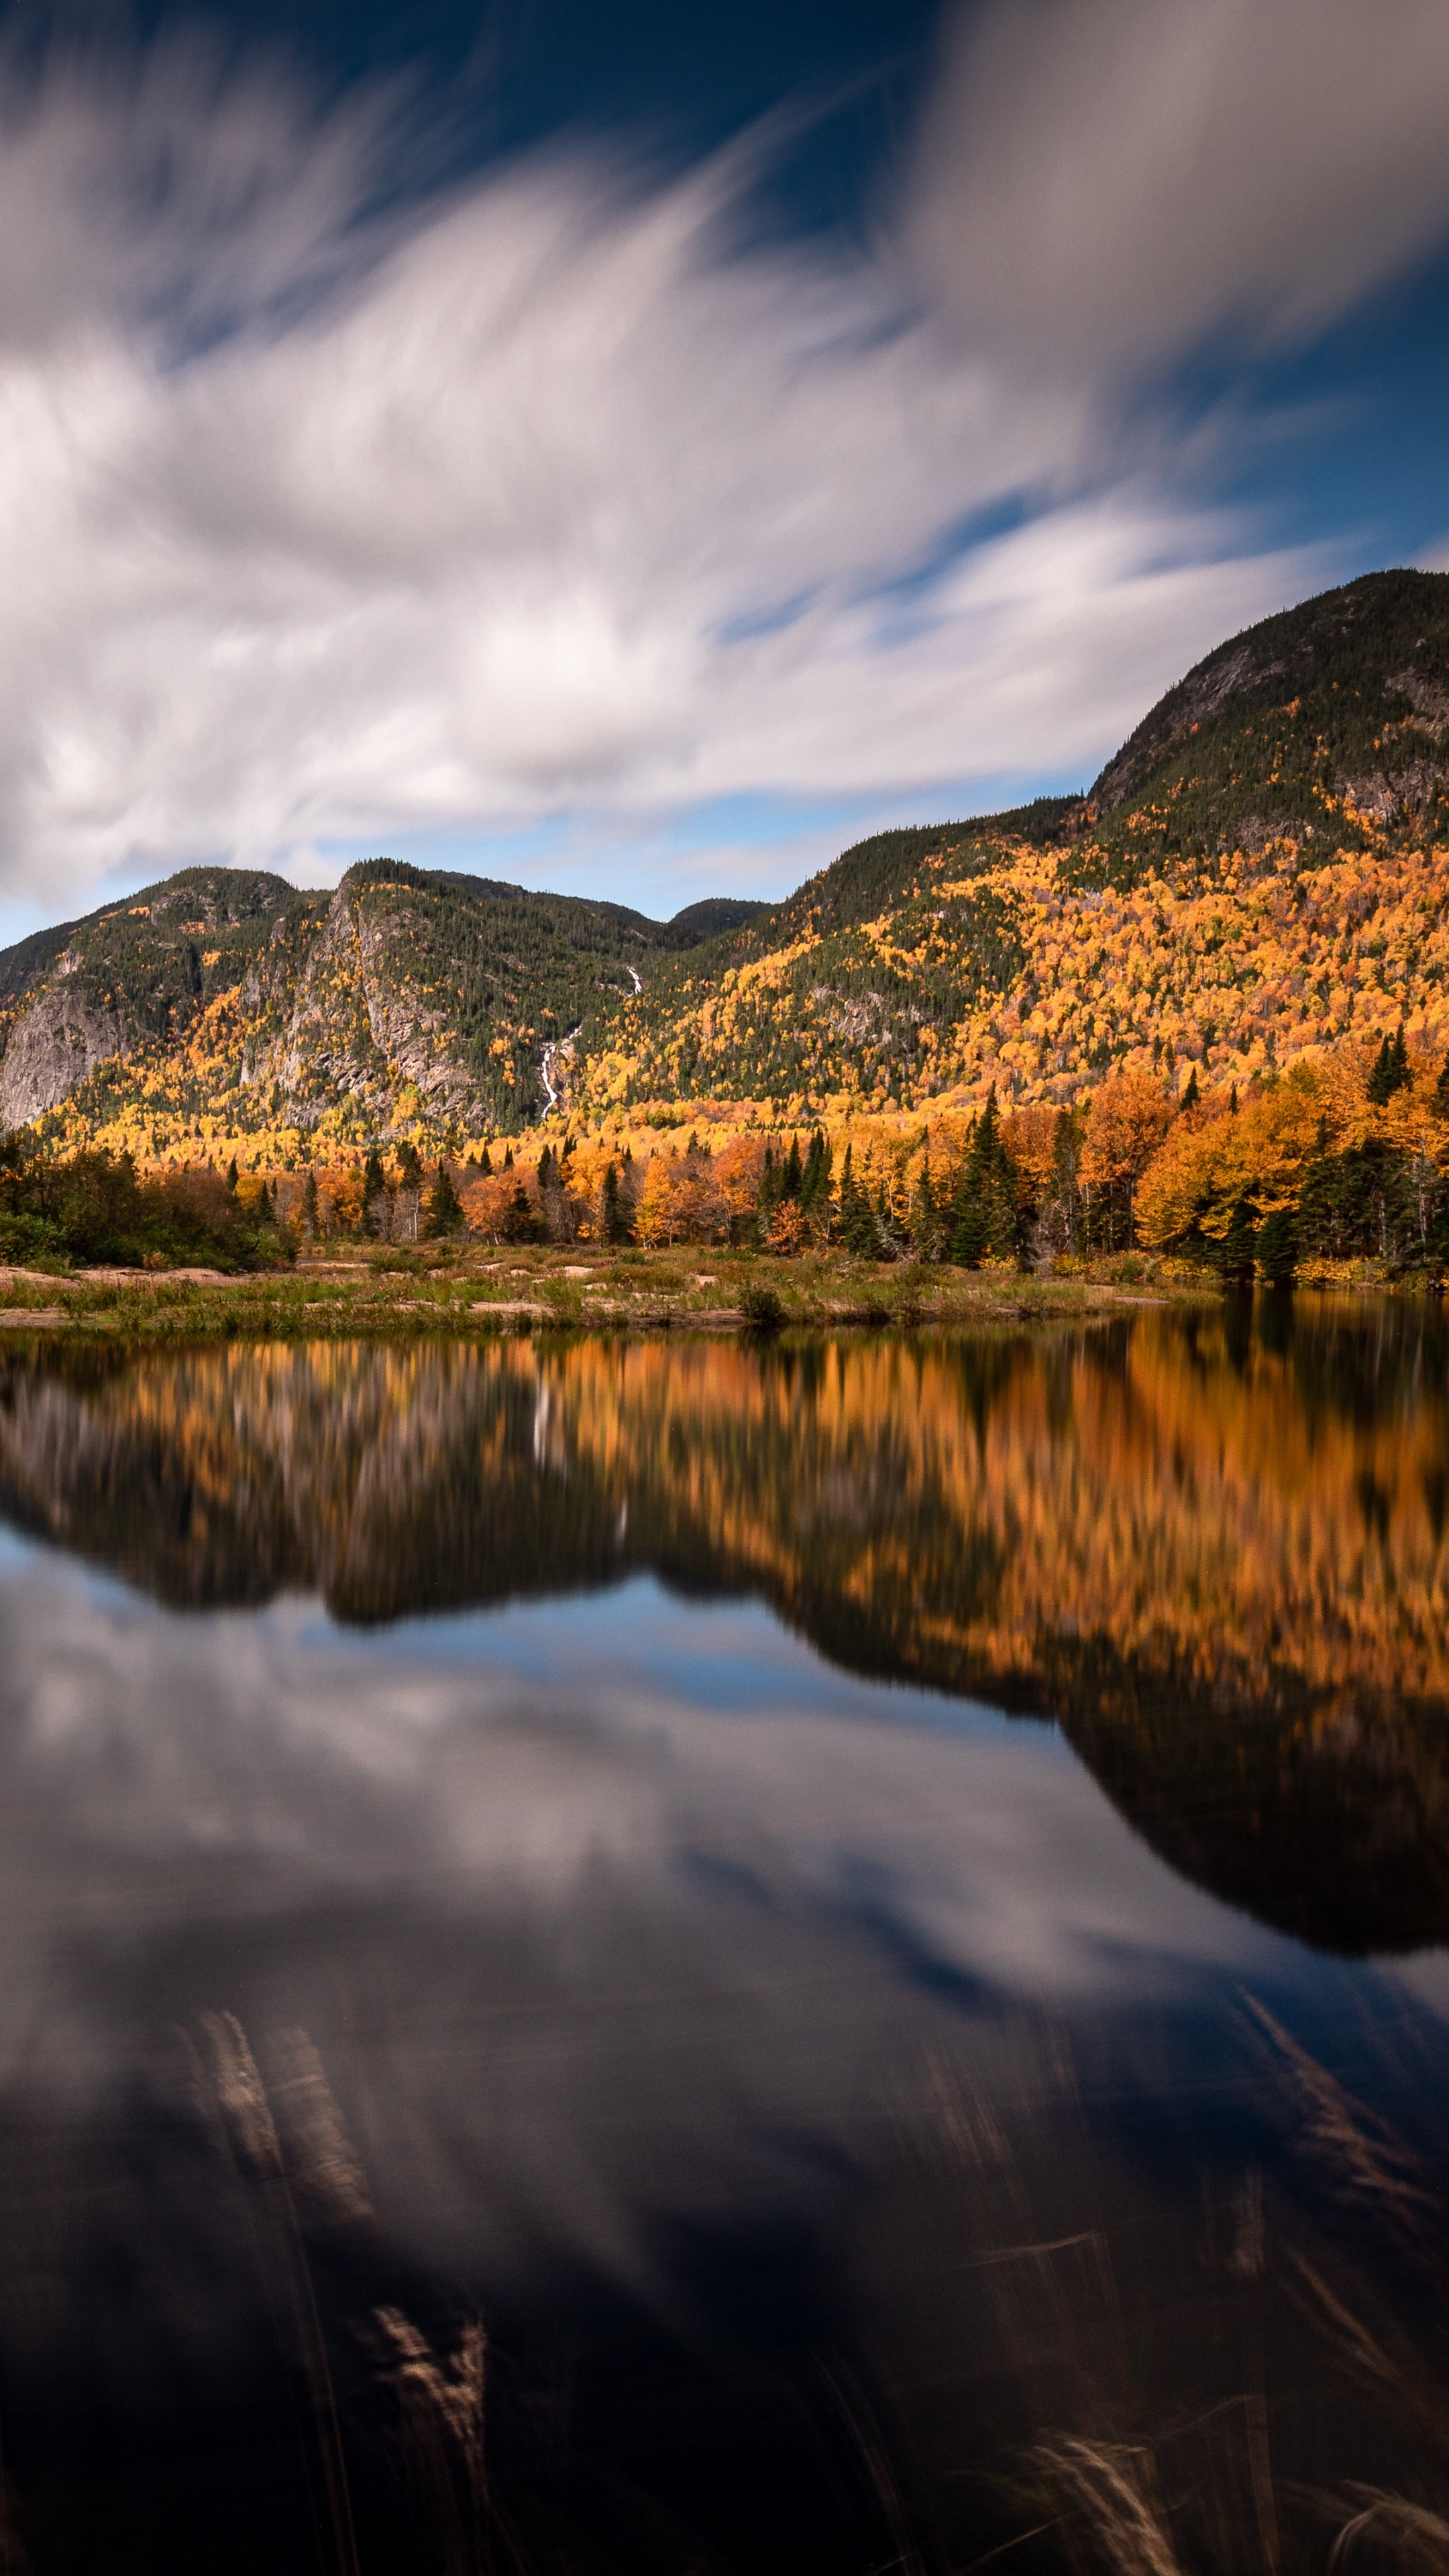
[782,1134,803,1199]
[800,1128,830,1210]
[1218,1195,1258,1283]
[1368,1024,1412,1104]
[834,1146,873,1258]
[503,1145,514,1171]
[302,1168,320,1236]
[910,1148,939,1262]
[1256,1204,1297,1285]
[225,1157,239,1195]
[947,1087,1017,1265]
[1179,1068,1199,1114]
[602,1161,633,1244]
[426,1161,463,1235]
[755,1143,782,1242]
[396,1139,423,1185]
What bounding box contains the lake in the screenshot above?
[1,1299,1448,2574]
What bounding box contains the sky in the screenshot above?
[0,0,1446,941]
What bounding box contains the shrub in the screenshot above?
[739,1281,785,1332]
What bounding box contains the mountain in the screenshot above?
[571,568,1449,1118]
[0,860,765,1147]
[3,567,1447,1152]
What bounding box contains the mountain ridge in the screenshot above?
[2,566,1446,1157]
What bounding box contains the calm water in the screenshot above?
[1,1301,1448,2573]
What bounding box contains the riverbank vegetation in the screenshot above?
[4,1021,1449,1300]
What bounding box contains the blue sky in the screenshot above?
[0,0,1446,941]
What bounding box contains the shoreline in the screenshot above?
[0,1248,1229,1340]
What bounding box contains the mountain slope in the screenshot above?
[3,568,1448,1154]
[0,862,765,1147]
[571,571,1449,1118]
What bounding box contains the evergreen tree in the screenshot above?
[1179,1068,1199,1114]
[360,1147,388,1238]
[502,1185,543,1244]
[601,1161,634,1244]
[910,1148,940,1262]
[782,1134,803,1199]
[537,1143,555,1188]
[258,1180,274,1222]
[837,1146,880,1258]
[1256,1203,1297,1285]
[396,1139,423,1185]
[502,1145,514,1171]
[225,1157,239,1195]
[1218,1195,1258,1284]
[1436,1059,1449,1120]
[947,1088,1017,1265]
[799,1128,830,1210]
[426,1161,463,1235]
[1364,1030,1413,1105]
[756,1143,782,1241]
[302,1168,320,1236]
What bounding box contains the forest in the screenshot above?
[6,1018,1449,1283]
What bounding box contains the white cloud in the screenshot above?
[908,0,1449,374]
[0,12,1436,912]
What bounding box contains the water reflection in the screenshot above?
[3,1300,1449,1949]
[0,1301,1446,2571]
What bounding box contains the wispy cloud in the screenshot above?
[0,1,1442,912]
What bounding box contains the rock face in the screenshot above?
[0,965,130,1127]
[240,883,483,1131]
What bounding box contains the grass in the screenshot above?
[0,1244,1226,1342]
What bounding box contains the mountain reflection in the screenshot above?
[2,1299,1448,1951]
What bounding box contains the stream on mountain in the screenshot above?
[0,1299,1447,2575]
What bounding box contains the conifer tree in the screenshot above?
[947,1087,1016,1265]
[601,1160,633,1244]
[799,1128,830,1210]
[755,1143,782,1242]
[1179,1068,1199,1114]
[478,1142,493,1175]
[302,1168,320,1236]
[396,1139,423,1185]
[836,1144,879,1258]
[426,1161,463,1235]
[783,1134,803,1199]
[1368,1024,1413,1102]
[1256,1203,1297,1286]
[910,1148,939,1262]
[225,1157,239,1195]
[1436,1057,1449,1119]
[1219,1195,1258,1283]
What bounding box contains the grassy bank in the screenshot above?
[0,1245,1231,1342]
